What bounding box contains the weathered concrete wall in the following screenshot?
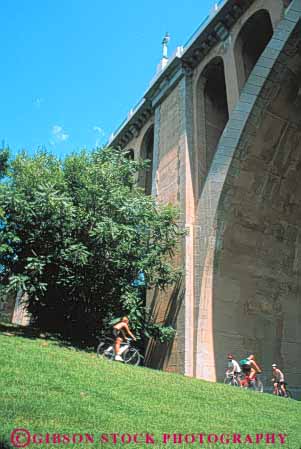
[0,292,15,323]
[146,82,186,373]
[195,2,301,391]
[11,292,31,326]
[0,291,30,326]
[187,0,289,382]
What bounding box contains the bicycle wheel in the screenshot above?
[285,389,293,399]
[97,340,114,360]
[232,377,240,387]
[277,387,284,396]
[123,348,141,366]
[224,376,233,385]
[224,376,239,386]
[254,379,263,393]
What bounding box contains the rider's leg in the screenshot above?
[240,372,249,387]
[240,369,248,387]
[114,337,122,356]
[273,382,278,394]
[249,368,256,386]
[280,382,287,396]
[249,368,256,381]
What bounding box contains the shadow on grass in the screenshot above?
[0,322,97,354]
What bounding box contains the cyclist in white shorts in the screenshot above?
[272,363,287,396]
[113,317,136,361]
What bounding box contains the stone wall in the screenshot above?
[146,82,186,373]
[0,293,15,323]
[194,1,301,390]
[110,0,301,389]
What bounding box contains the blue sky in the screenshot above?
[0,0,215,158]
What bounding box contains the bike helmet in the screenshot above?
[272,363,277,368]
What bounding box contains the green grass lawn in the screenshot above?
[0,324,300,449]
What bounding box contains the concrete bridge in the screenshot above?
[109,0,301,391]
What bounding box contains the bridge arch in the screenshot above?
[139,125,154,195]
[195,57,229,194]
[195,13,301,390]
[234,9,274,93]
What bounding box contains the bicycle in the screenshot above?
[96,337,142,366]
[224,372,242,387]
[241,373,264,392]
[273,382,293,399]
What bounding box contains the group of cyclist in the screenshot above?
[111,318,289,397]
[226,353,288,396]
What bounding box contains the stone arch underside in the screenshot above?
[203,59,229,173]
[194,61,229,362]
[234,9,274,93]
[196,58,229,193]
[195,6,301,390]
[139,125,154,195]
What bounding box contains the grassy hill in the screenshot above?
[0,324,300,449]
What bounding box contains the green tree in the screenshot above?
[0,147,183,343]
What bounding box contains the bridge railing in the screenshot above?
[108,0,227,145]
[109,46,184,144]
[148,46,184,87]
[108,98,146,144]
[183,0,227,50]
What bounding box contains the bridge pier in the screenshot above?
[110,0,301,390]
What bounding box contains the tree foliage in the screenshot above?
[0,147,183,343]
